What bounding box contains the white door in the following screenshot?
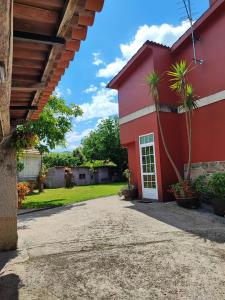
[139,133,158,200]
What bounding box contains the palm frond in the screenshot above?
[146,71,160,101]
[180,84,198,111]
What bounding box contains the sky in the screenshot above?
[55,0,209,152]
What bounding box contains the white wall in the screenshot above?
[19,153,41,181]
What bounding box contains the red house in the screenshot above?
[108,0,225,201]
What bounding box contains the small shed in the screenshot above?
[45,166,120,188]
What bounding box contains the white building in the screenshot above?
[18,149,41,182]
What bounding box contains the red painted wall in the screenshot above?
[172,5,225,164]
[120,113,165,200]
[118,50,154,117]
[172,5,225,98]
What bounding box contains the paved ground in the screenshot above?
[1,196,225,300]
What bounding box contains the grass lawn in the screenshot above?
[22,182,124,209]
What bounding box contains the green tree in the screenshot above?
[18,95,83,152]
[72,147,85,165]
[43,152,82,168]
[81,117,128,172]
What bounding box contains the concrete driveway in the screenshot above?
[1,196,225,300]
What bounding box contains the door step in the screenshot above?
[138,198,156,203]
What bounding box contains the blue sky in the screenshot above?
[55,0,209,151]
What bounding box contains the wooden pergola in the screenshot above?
[0,0,104,251]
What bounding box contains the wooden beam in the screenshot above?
[14,31,65,46]
[27,0,80,120]
[13,58,44,69]
[0,0,13,138]
[12,82,46,91]
[13,48,48,61]
[13,0,63,11]
[14,3,59,24]
[10,105,38,110]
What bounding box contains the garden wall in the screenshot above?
[184,161,225,181]
[45,166,120,188]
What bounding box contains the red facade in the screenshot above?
[108,0,225,201]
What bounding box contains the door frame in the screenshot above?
[139,133,158,200]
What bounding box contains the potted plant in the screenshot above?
[119,185,138,200]
[146,61,198,207]
[37,164,48,193]
[119,169,138,200]
[208,172,225,216]
[169,181,200,208]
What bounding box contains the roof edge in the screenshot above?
[107,40,169,90]
[172,0,225,52]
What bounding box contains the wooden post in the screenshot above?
[0,0,18,250]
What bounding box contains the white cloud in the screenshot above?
[84,84,98,94]
[66,88,72,95]
[97,58,126,78]
[100,82,106,87]
[92,52,104,66]
[54,87,62,97]
[77,87,118,121]
[65,127,93,150]
[64,117,108,150]
[97,21,190,78]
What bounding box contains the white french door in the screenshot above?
[139,133,158,200]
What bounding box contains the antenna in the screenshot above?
[181,0,203,64]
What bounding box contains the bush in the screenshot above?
[168,181,194,198]
[194,174,212,203]
[118,185,138,200]
[208,172,225,197]
[194,175,209,194]
[43,152,82,168]
[17,182,30,208]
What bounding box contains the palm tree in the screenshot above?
[146,71,183,183]
[168,61,197,181]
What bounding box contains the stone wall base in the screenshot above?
[184,160,225,181]
[0,217,17,250]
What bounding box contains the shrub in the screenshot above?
[17,182,30,208]
[168,181,194,198]
[119,185,138,200]
[208,172,225,197]
[194,175,208,194]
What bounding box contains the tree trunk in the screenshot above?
[186,110,193,180]
[0,144,18,250]
[156,103,183,183]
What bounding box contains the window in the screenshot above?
[140,134,154,145]
[79,174,85,179]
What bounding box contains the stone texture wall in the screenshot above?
[184,161,225,181]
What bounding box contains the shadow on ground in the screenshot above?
[0,251,20,300]
[128,200,225,244]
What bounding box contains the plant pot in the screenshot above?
[122,188,138,200]
[175,196,200,209]
[211,197,225,217]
